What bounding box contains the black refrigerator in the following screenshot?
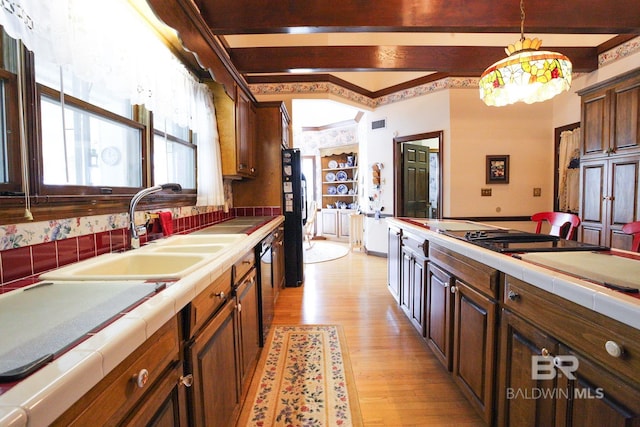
[282,148,306,287]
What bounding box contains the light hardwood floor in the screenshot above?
[267,243,485,426]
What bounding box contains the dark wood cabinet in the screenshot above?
[426,262,454,370]
[212,82,257,179]
[400,231,428,335]
[580,154,640,249]
[53,318,186,427]
[387,225,401,303]
[579,69,640,250]
[497,310,559,427]
[555,344,640,427]
[452,280,497,426]
[234,101,290,206]
[187,299,240,427]
[580,69,640,159]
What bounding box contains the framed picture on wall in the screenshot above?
[486,155,509,184]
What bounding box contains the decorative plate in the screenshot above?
[336,171,348,181]
[328,160,338,169]
[327,186,337,195]
[325,172,336,182]
[337,184,349,194]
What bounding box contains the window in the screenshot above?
[0,30,21,195]
[153,115,196,190]
[39,88,143,189]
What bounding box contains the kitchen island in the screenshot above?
[0,216,283,427]
[387,217,640,427]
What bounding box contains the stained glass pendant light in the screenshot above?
[479,0,572,106]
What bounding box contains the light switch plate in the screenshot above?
[533,187,542,197]
[481,188,492,196]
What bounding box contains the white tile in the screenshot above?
[1,350,102,427]
[127,293,176,338]
[0,406,27,427]
[553,276,597,309]
[594,291,640,329]
[74,317,147,374]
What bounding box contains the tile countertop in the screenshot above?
[0,216,284,427]
[388,217,640,331]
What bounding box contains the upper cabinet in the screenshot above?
[211,82,257,179]
[580,68,640,159]
[233,101,291,207]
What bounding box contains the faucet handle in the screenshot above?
[135,225,147,236]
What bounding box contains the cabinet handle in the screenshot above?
[134,368,149,388]
[605,340,624,358]
[507,290,520,301]
[540,348,550,357]
[243,260,252,265]
[251,167,256,173]
[213,291,225,300]
[450,285,457,294]
[180,374,194,387]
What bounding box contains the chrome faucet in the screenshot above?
[129,183,182,249]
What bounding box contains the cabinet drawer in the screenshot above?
[504,275,640,385]
[187,269,232,338]
[53,317,180,426]
[234,250,255,283]
[429,243,499,298]
[402,230,428,258]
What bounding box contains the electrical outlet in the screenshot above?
[533,187,542,197]
[481,188,492,196]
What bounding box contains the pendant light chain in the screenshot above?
[520,0,525,43]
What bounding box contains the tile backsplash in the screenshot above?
[0,205,281,288]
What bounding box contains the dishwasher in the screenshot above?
[256,232,274,347]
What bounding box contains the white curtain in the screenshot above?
[0,0,224,205]
[558,128,581,213]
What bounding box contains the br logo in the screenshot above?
[532,355,578,380]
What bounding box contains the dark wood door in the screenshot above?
[612,76,640,154]
[580,158,606,245]
[452,281,497,425]
[387,227,401,303]
[581,90,610,157]
[402,142,430,218]
[187,300,240,427]
[607,154,640,249]
[555,344,640,427]
[497,310,558,427]
[426,263,454,370]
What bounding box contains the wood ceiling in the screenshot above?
[147,0,640,97]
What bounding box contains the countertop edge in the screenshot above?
[387,217,640,330]
[0,215,284,427]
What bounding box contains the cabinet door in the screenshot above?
[400,246,412,316]
[187,300,240,427]
[121,361,188,427]
[387,227,401,303]
[426,263,454,370]
[452,280,497,425]
[555,344,640,427]
[497,310,558,427]
[409,253,427,336]
[238,269,260,394]
[581,90,610,157]
[338,210,351,237]
[612,76,640,154]
[236,89,256,177]
[607,154,640,249]
[272,227,285,297]
[580,159,607,245]
[321,209,338,236]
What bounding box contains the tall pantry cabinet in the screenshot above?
[578,68,640,251]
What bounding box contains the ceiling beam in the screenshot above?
[197,0,640,34]
[231,46,598,75]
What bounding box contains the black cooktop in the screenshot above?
[441,229,610,253]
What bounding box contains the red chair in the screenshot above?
[622,221,640,252]
[531,212,581,240]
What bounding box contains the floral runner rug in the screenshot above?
[239,324,363,426]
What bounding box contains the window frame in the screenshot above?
[151,114,198,194]
[0,67,21,195]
